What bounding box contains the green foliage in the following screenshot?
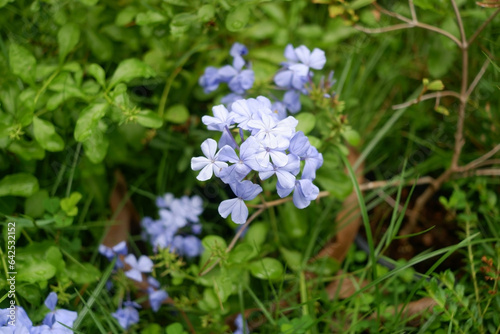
[0,0,498,333]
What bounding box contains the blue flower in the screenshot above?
[0,306,32,330]
[202,105,234,132]
[217,137,261,184]
[283,90,301,114]
[124,254,153,282]
[147,287,168,313]
[277,179,320,209]
[259,154,300,189]
[98,241,127,267]
[191,139,231,181]
[283,44,326,70]
[218,181,262,224]
[301,146,324,180]
[233,314,250,334]
[41,292,77,334]
[0,324,30,334]
[253,136,290,168]
[199,66,221,93]
[218,66,254,95]
[288,131,311,157]
[112,301,140,330]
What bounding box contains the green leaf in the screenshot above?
[213,275,232,302]
[316,170,352,199]
[295,112,316,135]
[198,4,215,22]
[342,129,361,146]
[54,211,73,227]
[0,173,39,197]
[170,13,198,36]
[244,222,269,249]
[45,246,65,273]
[86,30,113,61]
[0,0,14,9]
[427,80,445,91]
[60,192,82,216]
[201,235,227,251]
[9,43,36,84]
[17,284,41,305]
[44,197,60,214]
[17,261,56,283]
[249,258,284,281]
[33,117,65,152]
[228,243,257,264]
[142,324,162,334]
[137,110,163,128]
[87,64,106,88]
[136,11,167,26]
[164,104,189,124]
[226,6,250,32]
[350,0,375,10]
[115,6,138,26]
[109,58,156,88]
[83,128,109,164]
[434,105,449,116]
[67,263,100,284]
[78,0,98,5]
[8,140,45,160]
[165,323,188,334]
[306,257,340,276]
[25,189,49,218]
[75,103,108,142]
[280,247,302,272]
[58,23,80,62]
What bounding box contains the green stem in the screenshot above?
[299,271,312,334]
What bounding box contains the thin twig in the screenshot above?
[466,59,490,98]
[371,2,462,46]
[459,143,500,172]
[373,3,413,23]
[415,22,462,47]
[473,168,500,177]
[392,91,461,110]
[451,0,467,48]
[468,8,500,46]
[409,0,417,22]
[227,207,266,251]
[354,23,413,34]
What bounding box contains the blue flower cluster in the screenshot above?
[191,95,323,224]
[273,44,326,114]
[199,43,326,117]
[99,241,168,329]
[0,292,77,333]
[199,42,255,106]
[142,193,204,257]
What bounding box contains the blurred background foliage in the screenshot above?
[0,0,499,332]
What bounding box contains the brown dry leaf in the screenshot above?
[476,1,500,8]
[326,270,370,299]
[102,170,140,248]
[311,146,364,264]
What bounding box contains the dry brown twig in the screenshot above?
[353,0,499,236]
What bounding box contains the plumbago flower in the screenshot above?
[199,42,254,106]
[140,193,204,257]
[274,44,327,113]
[0,293,78,334]
[112,301,140,330]
[191,95,323,225]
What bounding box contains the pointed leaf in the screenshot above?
[58,23,80,62]
[0,173,39,197]
[33,117,65,152]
